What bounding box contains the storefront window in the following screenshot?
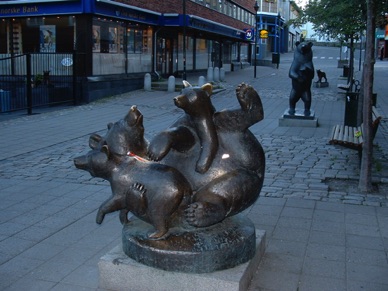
[134,30,143,53]
[187,37,194,70]
[0,21,7,53]
[92,18,151,75]
[240,43,249,62]
[175,34,194,73]
[92,25,101,52]
[0,16,75,54]
[223,43,231,64]
[92,19,122,54]
[196,38,209,69]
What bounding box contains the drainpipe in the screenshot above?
[154,27,162,80]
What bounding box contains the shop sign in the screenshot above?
[376,28,385,39]
[259,29,269,39]
[0,1,82,17]
[245,29,254,41]
[95,2,159,25]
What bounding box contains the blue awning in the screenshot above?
[94,0,160,25]
[163,13,246,40]
[0,0,83,17]
[1,0,247,40]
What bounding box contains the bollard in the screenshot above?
[213,67,220,82]
[144,73,152,91]
[167,76,176,92]
[219,67,225,82]
[207,67,214,82]
[198,76,206,87]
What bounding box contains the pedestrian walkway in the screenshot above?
[0,49,388,290]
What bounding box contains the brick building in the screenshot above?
[0,0,291,103]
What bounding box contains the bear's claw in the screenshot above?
[185,202,226,227]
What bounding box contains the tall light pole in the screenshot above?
[182,0,187,81]
[276,12,281,69]
[254,1,259,78]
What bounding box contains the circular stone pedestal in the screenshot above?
[122,215,256,273]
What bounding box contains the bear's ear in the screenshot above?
[308,42,313,48]
[295,41,300,47]
[101,144,110,158]
[201,83,213,97]
[107,122,114,130]
[89,133,102,149]
[183,80,192,88]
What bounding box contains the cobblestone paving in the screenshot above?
[1,123,387,207]
[1,60,387,208]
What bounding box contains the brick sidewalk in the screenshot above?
[1,48,388,290]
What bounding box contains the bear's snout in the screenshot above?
[73,155,88,170]
[173,96,181,107]
[125,105,143,126]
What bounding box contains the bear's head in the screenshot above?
[292,41,314,77]
[88,105,148,157]
[295,41,313,60]
[173,81,216,116]
[74,145,113,179]
[74,144,139,181]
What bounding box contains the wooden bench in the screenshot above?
[337,78,361,93]
[329,106,382,159]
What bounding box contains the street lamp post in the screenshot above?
[276,12,281,69]
[183,0,187,81]
[254,1,259,78]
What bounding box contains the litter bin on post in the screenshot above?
[372,93,377,106]
[272,53,280,68]
[344,92,359,127]
[342,65,349,78]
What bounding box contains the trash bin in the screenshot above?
[372,93,377,106]
[342,65,349,78]
[272,53,280,64]
[0,90,11,112]
[344,92,359,126]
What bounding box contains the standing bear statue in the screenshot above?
[288,41,315,116]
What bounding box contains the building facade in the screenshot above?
[0,0,295,103]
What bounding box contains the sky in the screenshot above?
[295,0,309,8]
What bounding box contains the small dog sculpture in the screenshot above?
[316,69,327,83]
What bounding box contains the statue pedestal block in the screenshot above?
[279,108,318,127]
[98,229,266,291]
[121,215,257,273]
[314,81,329,88]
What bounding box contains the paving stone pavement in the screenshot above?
[1,47,388,290]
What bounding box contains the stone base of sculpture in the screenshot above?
[122,215,256,273]
[283,108,316,120]
[99,229,266,290]
[279,108,318,127]
[314,81,329,88]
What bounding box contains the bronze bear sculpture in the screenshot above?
[148,82,265,227]
[73,137,192,239]
[288,41,315,116]
[74,82,265,238]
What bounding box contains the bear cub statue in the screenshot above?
[74,82,265,238]
[288,41,314,116]
[74,106,193,240]
[148,82,265,228]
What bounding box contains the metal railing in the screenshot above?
[0,52,82,115]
